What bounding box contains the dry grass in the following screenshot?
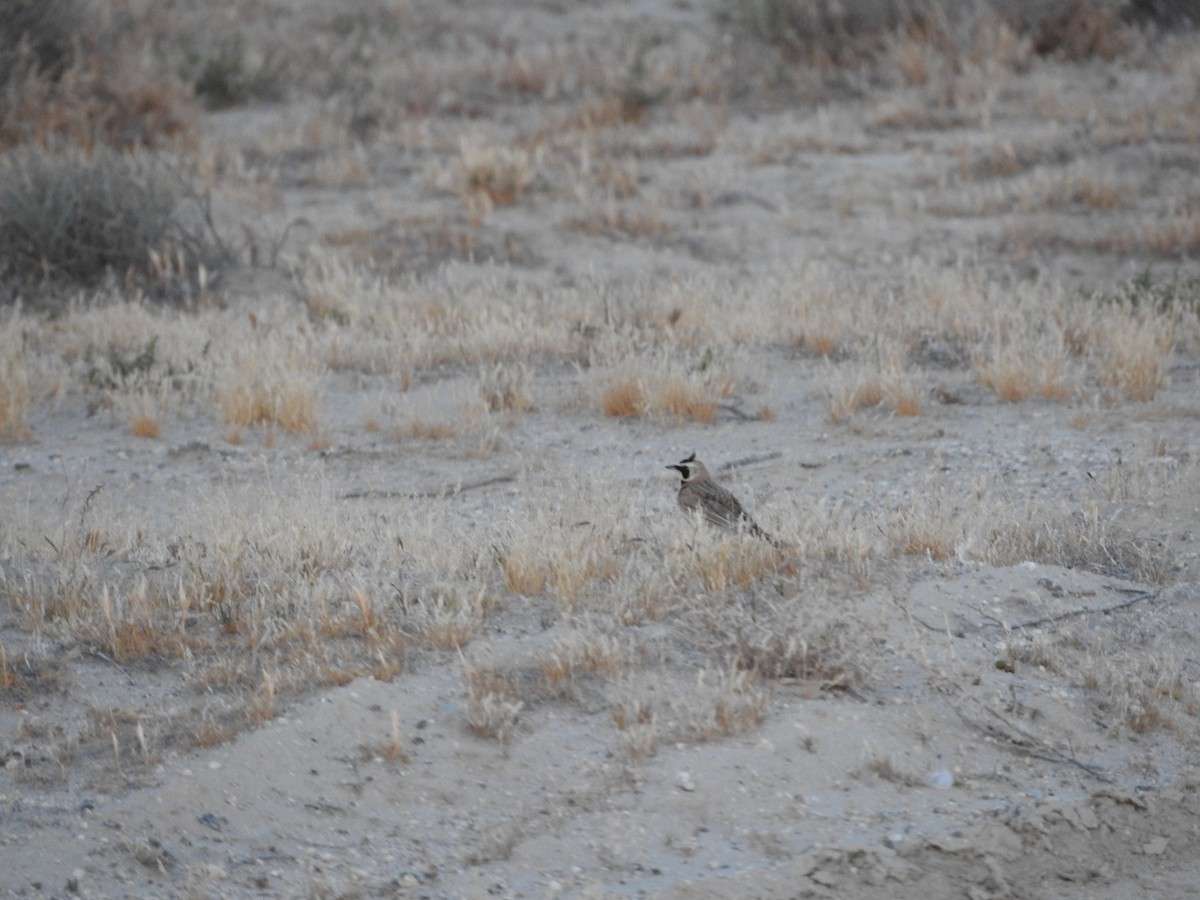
[667,526,786,593]
[1,0,1198,807]
[428,137,536,217]
[0,319,31,439]
[129,415,161,439]
[494,472,632,609]
[820,336,926,421]
[217,342,320,434]
[596,346,740,423]
[478,362,533,413]
[974,334,1075,402]
[0,2,193,152]
[565,203,669,240]
[396,419,456,442]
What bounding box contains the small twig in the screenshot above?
[342,473,517,500]
[977,591,1156,631]
[716,403,755,421]
[957,703,1112,783]
[232,852,298,867]
[81,483,104,526]
[717,451,782,472]
[269,216,313,268]
[84,648,134,682]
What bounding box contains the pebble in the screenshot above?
[1143,836,1168,856]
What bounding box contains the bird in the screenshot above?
[667,452,775,544]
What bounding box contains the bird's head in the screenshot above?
[667,452,706,483]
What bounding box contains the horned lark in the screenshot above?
[667,452,775,544]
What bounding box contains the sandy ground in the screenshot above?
[3,2,1200,897]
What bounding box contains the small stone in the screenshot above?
[929,769,954,789]
[1143,836,1168,856]
[676,771,696,792]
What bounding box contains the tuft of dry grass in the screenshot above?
[478,362,533,413]
[401,584,491,650]
[600,376,646,418]
[463,665,524,744]
[974,336,1074,402]
[691,667,771,739]
[566,203,669,240]
[129,410,161,439]
[596,346,740,423]
[217,343,320,434]
[821,338,925,421]
[396,419,456,442]
[433,137,536,214]
[660,376,718,423]
[0,322,31,439]
[1092,311,1175,402]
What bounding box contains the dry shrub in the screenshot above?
[888,488,963,561]
[92,582,191,665]
[719,0,1139,90]
[180,36,287,111]
[1124,0,1200,26]
[0,0,81,85]
[1,64,193,153]
[1027,0,1134,60]
[0,145,224,290]
[0,0,192,152]
[500,525,618,605]
[540,633,625,691]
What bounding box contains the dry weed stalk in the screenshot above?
[0,325,31,439]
